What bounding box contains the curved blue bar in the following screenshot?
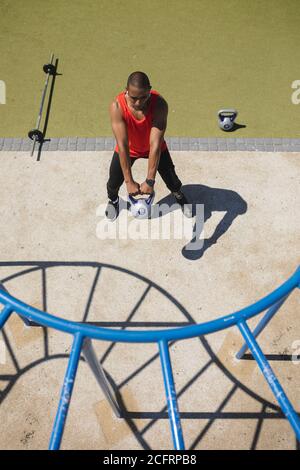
[0,304,13,328]
[0,266,299,450]
[0,267,299,343]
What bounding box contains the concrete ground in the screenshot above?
[0,150,299,450]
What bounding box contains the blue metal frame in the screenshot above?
[0,266,299,449]
[236,294,291,359]
[238,320,300,441]
[49,333,84,450]
[159,340,185,450]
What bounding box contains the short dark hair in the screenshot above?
[127,71,151,89]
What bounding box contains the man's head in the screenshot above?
[126,71,152,110]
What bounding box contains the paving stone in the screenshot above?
[77,138,87,150]
[2,138,13,150]
[58,138,68,150]
[170,143,180,150]
[21,139,32,151]
[86,138,96,150]
[189,142,199,150]
[11,138,22,150]
[40,141,50,151]
[180,142,190,150]
[49,138,59,150]
[104,137,114,150]
[217,143,227,151]
[188,138,199,149]
[255,145,266,151]
[227,144,237,150]
[67,137,78,150]
[287,145,300,152]
[95,137,105,150]
[198,144,209,151]
[208,144,218,151]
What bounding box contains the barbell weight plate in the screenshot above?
[28,129,44,142]
[43,63,56,75]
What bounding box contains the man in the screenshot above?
[106,71,192,220]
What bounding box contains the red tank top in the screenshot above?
[114,89,167,158]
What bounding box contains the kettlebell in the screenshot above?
[128,192,155,219]
[218,109,238,131]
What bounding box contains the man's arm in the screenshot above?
[109,100,140,195]
[141,97,168,193]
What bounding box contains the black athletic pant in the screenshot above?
[107,147,182,201]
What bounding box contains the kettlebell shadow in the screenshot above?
[224,122,247,132]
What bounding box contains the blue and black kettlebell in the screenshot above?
[218,109,238,131]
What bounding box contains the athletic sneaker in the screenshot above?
[173,191,193,218]
[105,197,119,221]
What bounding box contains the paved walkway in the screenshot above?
[0,150,299,449]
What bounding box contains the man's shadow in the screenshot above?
[154,184,247,260]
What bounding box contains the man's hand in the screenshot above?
[140,181,154,195]
[126,180,140,196]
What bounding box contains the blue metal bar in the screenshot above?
[236,294,290,359]
[238,320,300,441]
[159,340,185,450]
[0,266,299,343]
[0,304,13,328]
[49,332,84,450]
